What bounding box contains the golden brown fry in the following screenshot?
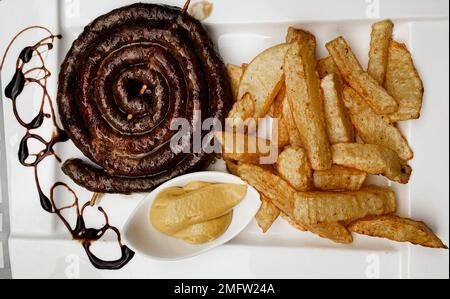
[275,147,313,191]
[270,86,290,148]
[342,86,413,161]
[331,143,412,184]
[321,74,355,144]
[349,215,448,249]
[227,64,243,101]
[281,87,303,147]
[286,27,317,52]
[237,44,291,118]
[292,186,397,225]
[228,93,255,120]
[285,42,332,170]
[326,37,398,114]
[313,165,367,191]
[255,196,280,233]
[368,20,394,85]
[215,131,273,164]
[282,214,353,244]
[230,163,297,214]
[317,56,342,80]
[385,41,424,122]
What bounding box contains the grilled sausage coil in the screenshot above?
[57,3,232,193]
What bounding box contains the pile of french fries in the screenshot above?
[219,20,447,249]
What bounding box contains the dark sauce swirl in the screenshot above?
[57,3,232,194]
[1,26,134,270]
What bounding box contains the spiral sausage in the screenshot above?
[57,3,232,194]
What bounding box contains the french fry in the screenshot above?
[281,87,303,147]
[282,214,353,244]
[292,186,397,225]
[228,93,255,120]
[331,143,412,184]
[237,43,291,118]
[255,196,280,233]
[313,165,367,191]
[385,41,424,122]
[321,74,355,144]
[317,56,342,80]
[227,64,243,101]
[269,86,290,148]
[215,131,273,164]
[233,161,352,243]
[326,37,398,114]
[349,215,448,249]
[275,147,313,191]
[368,20,394,85]
[286,27,317,52]
[342,86,413,161]
[285,41,332,170]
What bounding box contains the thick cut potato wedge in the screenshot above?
[237,43,291,118]
[385,41,424,122]
[321,74,355,144]
[293,186,397,225]
[275,147,313,191]
[227,64,243,101]
[281,87,303,147]
[313,165,367,191]
[349,215,448,249]
[256,196,280,233]
[317,56,342,80]
[331,143,412,184]
[227,162,297,213]
[368,20,394,85]
[286,27,317,52]
[228,93,255,121]
[342,86,413,161]
[282,214,353,244]
[215,131,273,164]
[269,86,290,148]
[285,41,332,170]
[326,37,398,115]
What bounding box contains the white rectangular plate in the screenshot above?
[1,0,449,279]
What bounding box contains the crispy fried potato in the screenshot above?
[385,41,424,122]
[228,93,255,121]
[215,131,273,164]
[281,87,303,147]
[321,74,355,144]
[368,20,394,85]
[292,186,397,225]
[342,87,413,161]
[281,213,307,231]
[313,165,367,191]
[332,143,412,184]
[230,163,297,213]
[269,86,290,148]
[282,214,353,244]
[275,147,313,191]
[227,64,243,101]
[326,37,398,115]
[285,42,332,170]
[349,215,448,249]
[286,27,317,52]
[256,196,280,233]
[237,43,291,118]
[317,56,341,80]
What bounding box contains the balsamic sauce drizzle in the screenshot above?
[1,27,134,270]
